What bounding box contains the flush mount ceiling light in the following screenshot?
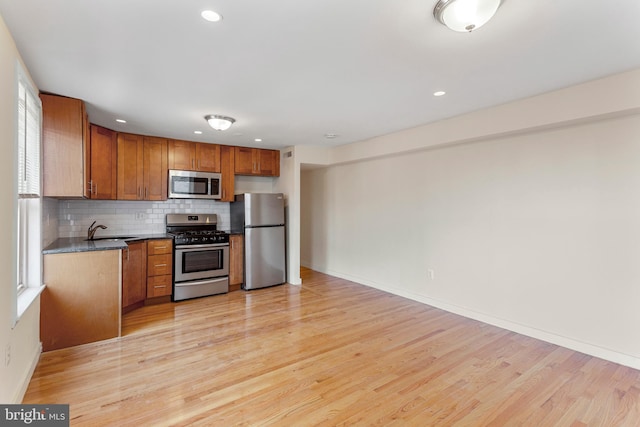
[433,0,501,32]
[205,115,235,131]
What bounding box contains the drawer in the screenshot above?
[148,253,172,276]
[147,239,172,255]
[147,275,172,297]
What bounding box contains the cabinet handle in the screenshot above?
[88,180,93,195]
[138,187,142,199]
[154,285,166,289]
[155,263,167,267]
[155,246,167,250]
[144,187,148,199]
[192,159,195,169]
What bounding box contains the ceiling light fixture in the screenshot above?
[194,131,203,135]
[205,115,235,131]
[433,0,501,32]
[433,91,446,96]
[116,119,127,123]
[201,10,222,22]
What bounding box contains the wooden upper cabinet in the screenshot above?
[220,145,235,202]
[117,133,144,200]
[168,139,195,170]
[89,125,117,200]
[258,149,280,176]
[41,93,90,198]
[234,147,255,175]
[143,136,168,201]
[168,140,220,172]
[196,143,221,172]
[117,133,167,201]
[234,147,280,177]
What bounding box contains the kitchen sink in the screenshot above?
[85,236,135,242]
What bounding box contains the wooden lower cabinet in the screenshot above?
[122,241,147,314]
[147,239,173,298]
[229,234,244,291]
[42,250,121,351]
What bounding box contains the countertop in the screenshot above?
[43,234,173,255]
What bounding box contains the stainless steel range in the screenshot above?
[166,213,229,301]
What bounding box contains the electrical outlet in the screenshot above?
[135,212,146,220]
[427,269,435,280]
[5,344,10,367]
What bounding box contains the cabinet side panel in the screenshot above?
[42,251,120,351]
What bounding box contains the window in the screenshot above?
[14,65,43,323]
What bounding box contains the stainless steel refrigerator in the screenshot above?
[231,193,286,290]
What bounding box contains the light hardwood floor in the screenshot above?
[24,268,640,426]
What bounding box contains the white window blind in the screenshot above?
[17,81,41,197]
[16,75,42,297]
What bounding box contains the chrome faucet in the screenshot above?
[87,221,107,240]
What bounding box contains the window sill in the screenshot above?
[16,285,45,324]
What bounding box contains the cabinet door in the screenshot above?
[258,149,280,176]
[168,139,196,171]
[122,242,147,313]
[117,133,144,200]
[195,143,221,172]
[41,94,89,197]
[90,125,117,199]
[220,145,235,202]
[234,147,256,175]
[143,136,168,201]
[229,235,244,287]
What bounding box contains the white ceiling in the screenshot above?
[1,1,639,149]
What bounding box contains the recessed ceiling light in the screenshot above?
[201,10,222,22]
[433,91,446,97]
[254,138,262,142]
[194,131,203,135]
[324,133,339,139]
[116,119,127,123]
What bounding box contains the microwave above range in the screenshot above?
[168,169,222,200]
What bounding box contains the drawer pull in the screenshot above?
[155,263,167,267]
[154,285,166,289]
[155,246,167,250]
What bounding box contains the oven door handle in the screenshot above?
[176,277,228,287]
[175,243,229,250]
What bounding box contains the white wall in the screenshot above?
[0,14,42,403]
[299,69,640,369]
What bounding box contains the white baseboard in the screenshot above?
[322,268,640,371]
[12,341,42,403]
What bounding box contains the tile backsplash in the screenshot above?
[52,198,231,239]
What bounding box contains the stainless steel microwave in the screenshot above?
[168,169,222,200]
